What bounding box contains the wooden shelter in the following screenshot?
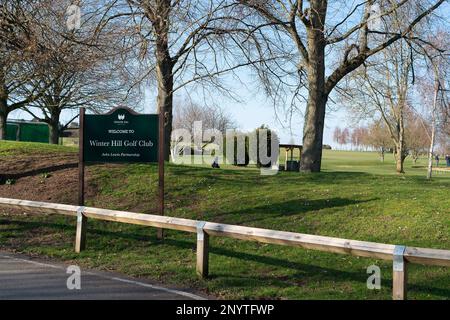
[279,144,302,171]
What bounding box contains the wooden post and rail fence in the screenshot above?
[0,197,449,300]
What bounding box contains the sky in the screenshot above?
[141,70,350,149]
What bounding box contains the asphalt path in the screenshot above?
[0,252,207,300]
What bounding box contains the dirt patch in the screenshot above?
[0,168,79,204]
[0,152,96,205]
[0,146,199,217]
[0,152,157,214]
[0,153,78,184]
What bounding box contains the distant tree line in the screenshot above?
[333,106,438,164]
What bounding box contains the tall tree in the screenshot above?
[405,110,430,164]
[340,128,350,149]
[366,121,392,161]
[173,99,237,133]
[0,0,48,139]
[351,126,369,151]
[172,99,237,156]
[332,127,341,149]
[19,0,138,144]
[94,0,261,160]
[345,37,415,174]
[238,0,445,172]
[415,32,450,179]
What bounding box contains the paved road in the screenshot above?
[0,252,206,300]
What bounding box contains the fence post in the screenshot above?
[75,206,87,253]
[196,221,209,278]
[392,245,407,300]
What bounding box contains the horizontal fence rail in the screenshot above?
[0,197,449,300]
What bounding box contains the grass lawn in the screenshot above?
[0,140,449,299]
[0,141,77,156]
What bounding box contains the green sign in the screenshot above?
[83,107,158,163]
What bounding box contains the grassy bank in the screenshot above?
[0,141,449,299]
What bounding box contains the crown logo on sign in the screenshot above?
[118,114,125,120]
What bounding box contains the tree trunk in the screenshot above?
[156,60,173,161]
[394,144,406,174]
[395,157,404,173]
[48,121,59,144]
[300,17,327,173]
[47,110,61,144]
[393,102,407,174]
[427,125,436,180]
[0,109,7,140]
[427,73,439,180]
[154,2,174,162]
[0,73,8,140]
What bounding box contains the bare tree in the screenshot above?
[173,99,237,134]
[237,0,446,172]
[333,127,342,149]
[344,30,419,174]
[172,98,236,155]
[364,121,391,161]
[18,0,139,144]
[405,111,430,164]
[0,0,50,139]
[351,126,369,151]
[340,128,350,149]
[436,130,449,156]
[92,0,265,160]
[415,32,450,179]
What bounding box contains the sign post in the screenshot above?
[157,105,165,240]
[77,107,87,252]
[78,107,85,206]
[77,106,163,249]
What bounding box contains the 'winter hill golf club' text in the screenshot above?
[88,140,154,147]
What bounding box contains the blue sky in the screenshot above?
[141,69,349,149]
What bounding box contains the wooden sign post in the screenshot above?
[78,107,85,206]
[157,104,165,240]
[77,106,163,250]
[76,108,87,253]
